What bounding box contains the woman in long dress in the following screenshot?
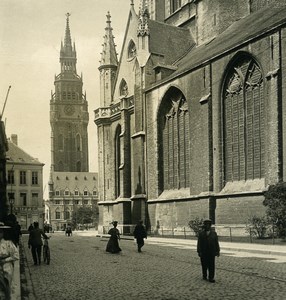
[0,223,19,300]
[106,221,121,254]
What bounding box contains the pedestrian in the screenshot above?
[106,221,121,254]
[197,218,220,283]
[28,223,34,232]
[65,226,72,237]
[0,222,19,300]
[133,220,147,252]
[28,222,48,265]
[14,221,22,247]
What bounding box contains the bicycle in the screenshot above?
[43,236,51,265]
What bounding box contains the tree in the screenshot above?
[188,217,204,237]
[263,182,286,238]
[72,206,97,228]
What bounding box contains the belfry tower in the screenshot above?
[50,13,89,172]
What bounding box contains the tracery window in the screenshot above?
[159,88,190,191]
[223,56,264,182]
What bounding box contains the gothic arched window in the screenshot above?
[58,134,64,150]
[128,40,136,59]
[223,55,264,183]
[76,134,81,151]
[119,79,128,97]
[158,88,190,191]
[115,125,121,198]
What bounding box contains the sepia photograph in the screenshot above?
[1,1,286,299]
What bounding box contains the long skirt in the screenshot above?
[106,236,121,254]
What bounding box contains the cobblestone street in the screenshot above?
[20,232,286,300]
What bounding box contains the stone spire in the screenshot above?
[60,13,77,74]
[64,13,72,49]
[99,11,118,68]
[138,0,150,36]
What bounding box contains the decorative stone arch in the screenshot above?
[221,52,265,184]
[157,86,190,193]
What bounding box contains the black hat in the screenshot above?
[203,219,212,224]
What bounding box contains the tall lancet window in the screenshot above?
[119,79,128,97]
[115,125,121,198]
[76,134,81,151]
[223,55,265,183]
[58,134,64,150]
[158,88,190,191]
[127,40,136,59]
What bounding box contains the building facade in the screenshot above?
[5,135,45,229]
[48,14,98,230]
[94,0,286,232]
[0,120,8,222]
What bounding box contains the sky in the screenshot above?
[0,0,140,198]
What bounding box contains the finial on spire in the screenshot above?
[130,0,134,5]
[106,11,111,23]
[64,12,72,48]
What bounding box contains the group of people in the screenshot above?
[106,220,147,254]
[106,218,220,283]
[28,222,48,266]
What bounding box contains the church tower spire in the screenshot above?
[50,13,89,172]
[60,13,77,74]
[99,11,118,107]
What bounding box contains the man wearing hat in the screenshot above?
[0,222,19,299]
[197,218,220,283]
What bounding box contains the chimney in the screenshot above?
[11,134,18,145]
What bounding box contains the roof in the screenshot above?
[6,140,44,166]
[50,171,98,193]
[174,7,286,76]
[148,19,195,65]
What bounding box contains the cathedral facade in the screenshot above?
[48,14,98,231]
[95,0,286,232]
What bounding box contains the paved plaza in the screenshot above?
[20,232,286,300]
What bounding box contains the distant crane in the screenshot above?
[0,85,11,121]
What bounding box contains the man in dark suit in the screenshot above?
[133,220,147,252]
[28,222,48,265]
[197,219,220,283]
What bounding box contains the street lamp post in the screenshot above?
[9,193,14,214]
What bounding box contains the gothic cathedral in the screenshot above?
[95,0,286,234]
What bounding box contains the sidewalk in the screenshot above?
[93,232,286,256]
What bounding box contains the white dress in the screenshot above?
[0,239,19,286]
